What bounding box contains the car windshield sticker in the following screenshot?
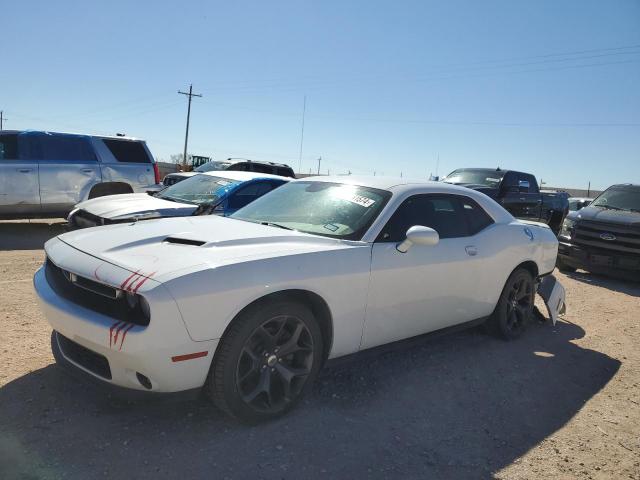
[333,188,376,208]
[216,180,232,186]
[323,223,339,232]
[486,177,501,182]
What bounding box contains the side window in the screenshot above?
[102,139,152,163]
[29,134,96,162]
[460,197,494,235]
[228,182,271,209]
[376,195,469,242]
[276,167,294,177]
[227,162,249,171]
[502,172,518,191]
[525,174,538,193]
[0,134,18,160]
[252,164,273,174]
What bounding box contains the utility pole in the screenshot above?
[298,95,306,175]
[317,156,322,175]
[0,111,6,130]
[587,181,591,197]
[178,84,202,168]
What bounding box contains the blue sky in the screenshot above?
[2,0,639,189]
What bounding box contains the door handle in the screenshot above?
[17,168,32,173]
[465,246,478,256]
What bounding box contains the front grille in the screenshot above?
[57,332,112,380]
[573,220,640,256]
[45,258,150,326]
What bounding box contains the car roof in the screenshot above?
[294,175,464,191]
[199,170,289,182]
[4,129,142,141]
[230,160,293,169]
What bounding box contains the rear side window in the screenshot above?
[276,166,295,177]
[460,197,494,235]
[27,134,96,162]
[103,139,152,163]
[0,134,18,160]
[251,164,274,174]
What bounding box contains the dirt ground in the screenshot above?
[0,219,638,480]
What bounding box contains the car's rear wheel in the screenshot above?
[487,268,534,340]
[207,300,323,422]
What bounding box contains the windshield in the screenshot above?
[194,161,233,172]
[230,181,392,240]
[443,169,505,188]
[591,186,640,212]
[157,175,240,205]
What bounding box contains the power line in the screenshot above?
[178,84,202,167]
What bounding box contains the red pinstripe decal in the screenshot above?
[109,321,122,348]
[131,272,156,294]
[118,324,135,351]
[120,271,140,290]
[112,322,128,346]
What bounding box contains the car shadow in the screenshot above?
[0,220,67,251]
[0,321,620,480]
[563,269,640,297]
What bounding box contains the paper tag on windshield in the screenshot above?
[333,188,376,208]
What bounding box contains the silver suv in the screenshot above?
[0,130,160,219]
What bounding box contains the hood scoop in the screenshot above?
[163,237,206,247]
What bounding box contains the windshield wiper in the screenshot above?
[260,221,294,231]
[596,204,624,211]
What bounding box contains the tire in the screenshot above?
[556,257,577,273]
[207,300,324,423]
[487,268,535,340]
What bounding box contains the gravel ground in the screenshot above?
[0,219,638,480]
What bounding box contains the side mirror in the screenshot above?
[396,226,439,253]
[518,180,530,192]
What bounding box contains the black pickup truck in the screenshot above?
[442,168,569,233]
[557,184,640,281]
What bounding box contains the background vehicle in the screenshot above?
[568,197,594,211]
[68,171,288,229]
[0,130,161,219]
[443,168,569,234]
[557,184,640,281]
[35,176,561,422]
[162,159,295,187]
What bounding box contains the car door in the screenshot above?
[361,194,493,350]
[0,132,41,216]
[30,133,102,214]
[95,138,156,190]
[225,181,277,214]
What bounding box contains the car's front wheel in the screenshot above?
[487,268,535,340]
[207,300,323,422]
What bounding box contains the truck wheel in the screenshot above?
[487,268,534,340]
[207,300,323,423]
[556,257,577,273]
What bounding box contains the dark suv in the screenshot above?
[162,160,295,188]
[557,184,640,281]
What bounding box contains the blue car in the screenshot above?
[67,171,289,228]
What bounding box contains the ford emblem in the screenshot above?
[600,232,616,241]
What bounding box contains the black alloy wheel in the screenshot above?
[236,315,314,413]
[488,268,535,340]
[208,300,323,422]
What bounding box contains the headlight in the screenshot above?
[559,218,576,238]
[139,296,150,320]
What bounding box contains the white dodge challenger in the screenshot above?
[34,176,564,421]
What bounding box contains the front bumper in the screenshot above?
[558,240,640,281]
[34,264,218,393]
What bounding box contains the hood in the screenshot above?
[570,206,640,227]
[56,215,352,282]
[76,193,197,220]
